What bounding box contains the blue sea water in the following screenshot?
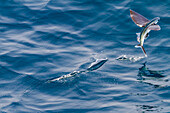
[0,0,170,112]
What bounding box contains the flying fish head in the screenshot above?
[151,17,160,25]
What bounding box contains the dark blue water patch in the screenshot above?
[0,2,32,23]
[157,86,170,100]
[0,65,21,80]
[2,102,41,113]
[32,31,81,46]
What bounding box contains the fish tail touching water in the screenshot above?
[135,44,147,57]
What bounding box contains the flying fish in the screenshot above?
[130,9,161,57]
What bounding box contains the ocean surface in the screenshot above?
[0,0,170,113]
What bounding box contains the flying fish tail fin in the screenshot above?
[141,46,147,57]
[135,44,147,57]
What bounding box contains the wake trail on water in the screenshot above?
[47,54,146,83]
[47,58,108,82]
[116,54,145,62]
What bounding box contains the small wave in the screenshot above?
[15,0,50,10]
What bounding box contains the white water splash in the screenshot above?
[116,55,145,62]
[47,58,108,82]
[48,71,81,82]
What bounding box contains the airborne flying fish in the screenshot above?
[130,9,161,57]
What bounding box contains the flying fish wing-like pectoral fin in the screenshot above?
[148,25,161,31]
[130,9,150,27]
[136,33,140,42]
